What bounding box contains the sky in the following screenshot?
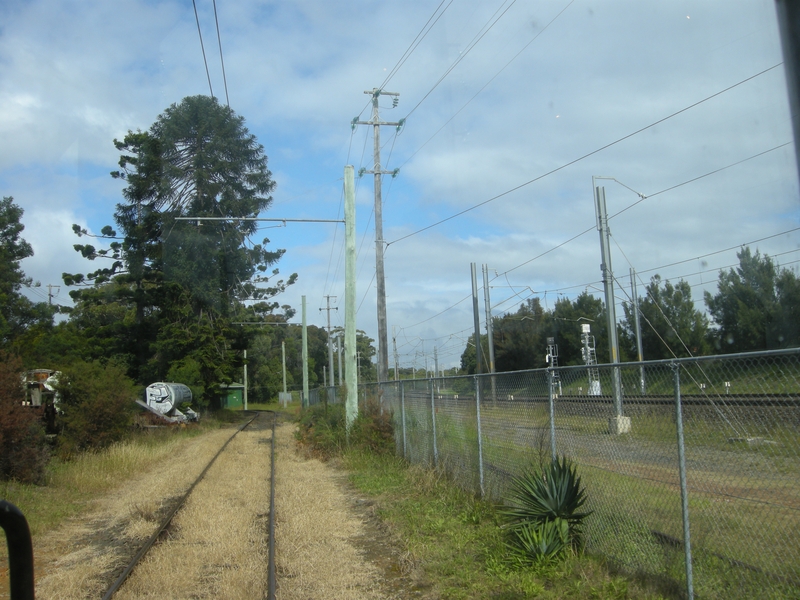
[1,0,798,370]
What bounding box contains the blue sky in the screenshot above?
[1,0,798,369]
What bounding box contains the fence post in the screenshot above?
[672,363,695,600]
[475,375,485,497]
[401,381,407,460]
[548,369,557,462]
[430,378,438,468]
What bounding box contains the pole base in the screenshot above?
[609,415,632,435]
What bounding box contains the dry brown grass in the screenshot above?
[32,428,236,599]
[10,418,403,600]
[113,424,272,599]
[273,424,394,600]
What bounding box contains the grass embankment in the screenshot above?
[298,401,668,599]
[0,409,247,537]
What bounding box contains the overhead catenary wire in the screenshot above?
[400,0,576,168]
[192,0,215,99]
[212,0,230,107]
[387,63,783,247]
[378,0,455,90]
[405,0,520,120]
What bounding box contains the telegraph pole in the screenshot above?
[470,263,483,375]
[630,268,646,394]
[47,284,59,306]
[594,182,628,433]
[344,166,358,426]
[482,264,498,403]
[320,295,337,390]
[302,296,309,408]
[392,325,399,381]
[353,89,403,383]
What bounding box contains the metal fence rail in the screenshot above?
[311,348,800,599]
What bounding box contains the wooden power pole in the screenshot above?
[353,89,402,383]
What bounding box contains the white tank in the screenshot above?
[145,382,193,416]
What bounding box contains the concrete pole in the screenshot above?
[337,332,343,386]
[594,185,623,415]
[482,264,496,375]
[776,0,800,184]
[243,349,248,410]
[630,268,646,394]
[281,340,287,406]
[471,263,483,375]
[302,295,308,408]
[393,325,399,381]
[482,263,497,403]
[344,166,358,427]
[321,296,337,390]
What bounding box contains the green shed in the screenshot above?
[219,382,245,409]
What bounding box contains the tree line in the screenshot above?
[461,247,800,373]
[1,96,357,481]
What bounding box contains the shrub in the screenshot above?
[501,456,591,564]
[0,352,49,483]
[348,397,394,454]
[296,398,394,459]
[55,360,137,458]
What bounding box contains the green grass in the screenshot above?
[394,394,800,598]
[342,449,670,599]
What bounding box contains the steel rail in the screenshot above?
[267,411,277,599]
[101,412,260,600]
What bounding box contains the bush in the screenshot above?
[0,352,49,483]
[55,360,137,458]
[296,398,394,460]
[500,456,591,564]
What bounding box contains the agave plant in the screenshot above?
[505,518,570,563]
[501,456,592,562]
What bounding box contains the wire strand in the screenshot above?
[192,0,215,99]
[387,63,783,246]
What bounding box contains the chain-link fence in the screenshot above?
[310,348,800,599]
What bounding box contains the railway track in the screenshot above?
[2,410,278,600]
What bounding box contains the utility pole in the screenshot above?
[392,325,399,381]
[594,181,628,434]
[344,165,358,426]
[630,268,646,395]
[281,340,288,406]
[320,295,337,389]
[470,263,483,376]
[337,332,343,386]
[47,284,59,306]
[482,264,497,403]
[243,349,248,410]
[776,0,800,183]
[352,89,403,383]
[302,295,308,408]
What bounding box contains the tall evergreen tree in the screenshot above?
[0,196,54,349]
[63,97,296,403]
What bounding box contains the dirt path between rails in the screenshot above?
[1,417,429,600]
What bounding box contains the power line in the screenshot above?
[609,141,793,220]
[405,0,520,119]
[495,141,796,279]
[400,0,575,168]
[192,0,214,99]
[378,0,455,90]
[387,63,783,246]
[212,0,229,107]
